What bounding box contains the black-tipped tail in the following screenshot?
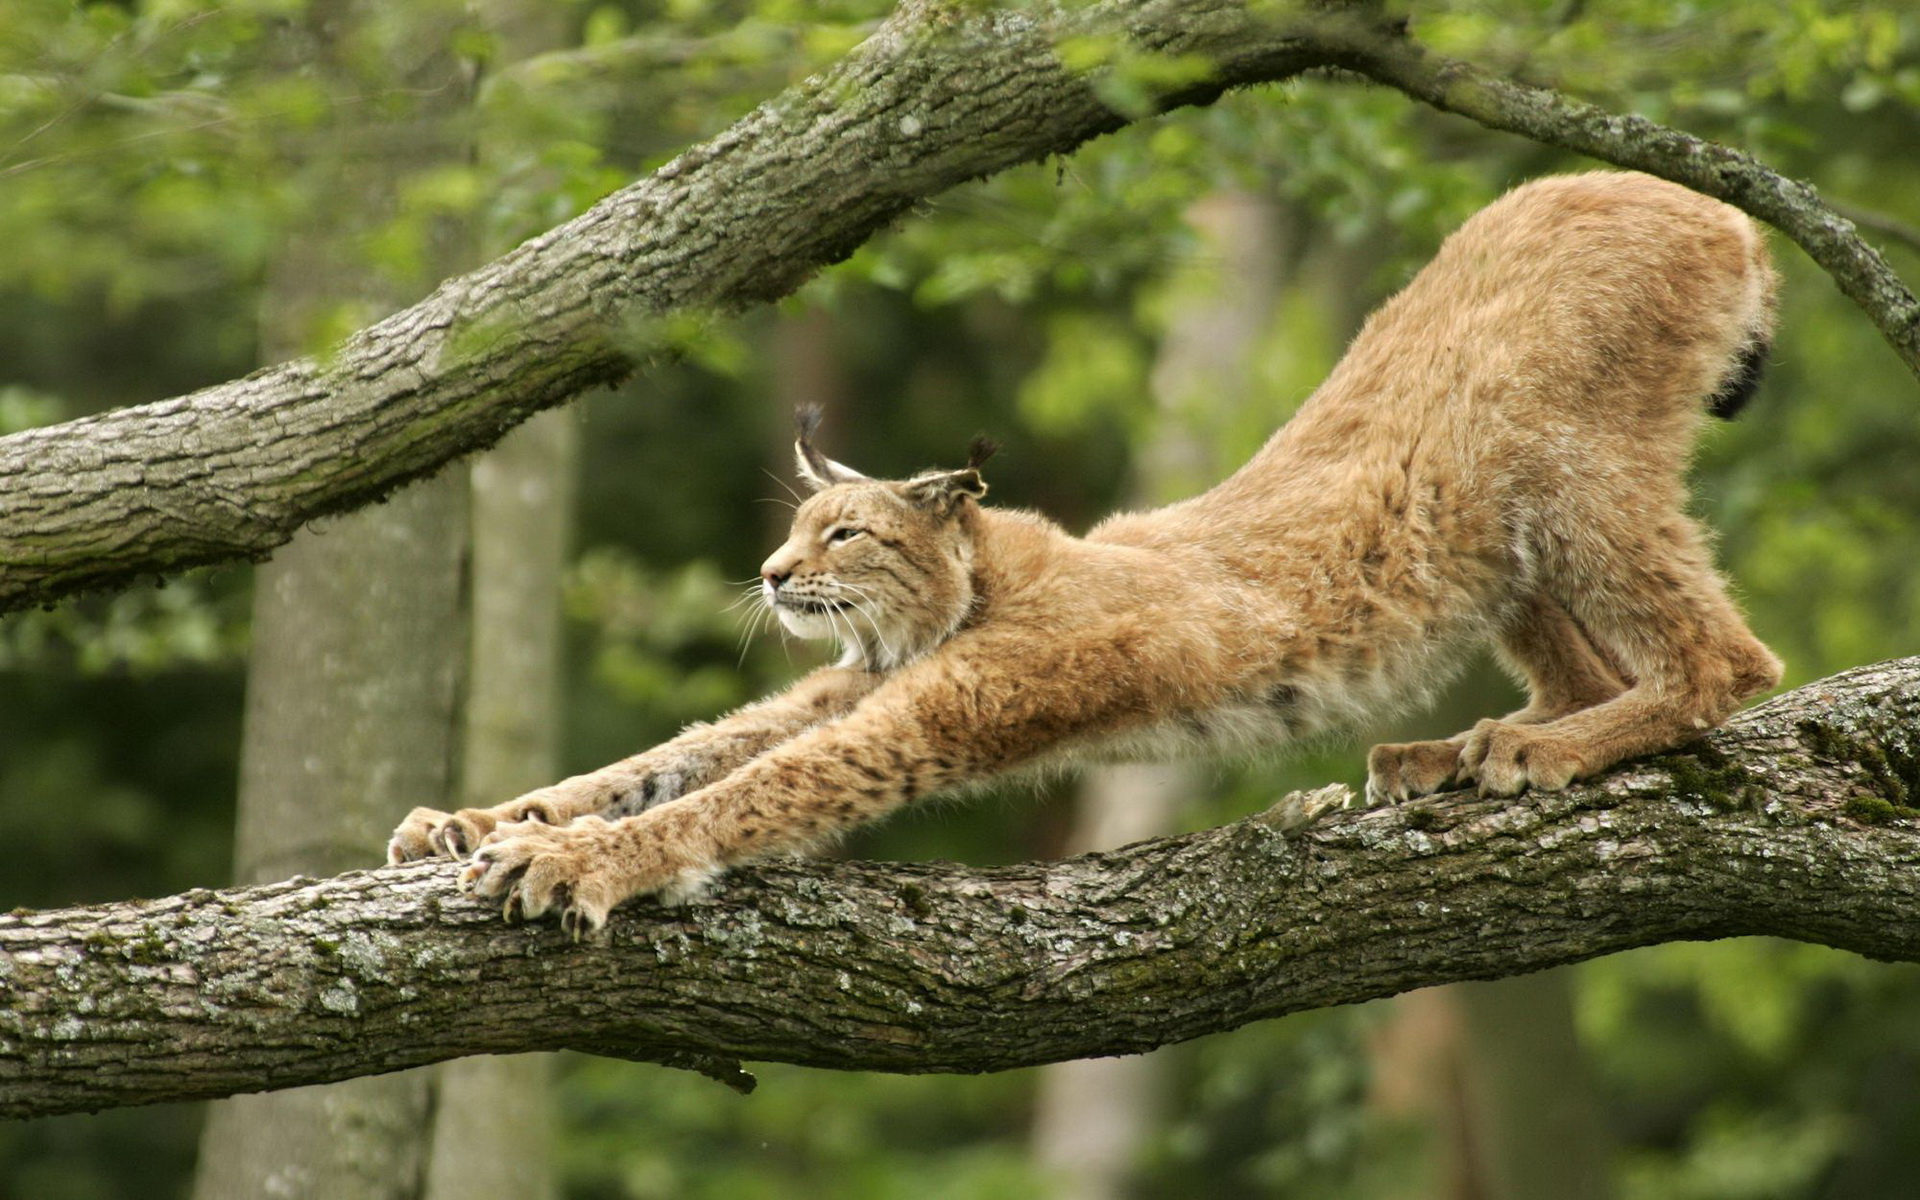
[1707,338,1770,420]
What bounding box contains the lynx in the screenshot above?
[390,172,1783,938]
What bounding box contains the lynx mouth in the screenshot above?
[774,595,856,615]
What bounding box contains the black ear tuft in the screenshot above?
[795,404,824,445]
[966,435,999,472]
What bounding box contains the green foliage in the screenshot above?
[562,1061,1048,1200]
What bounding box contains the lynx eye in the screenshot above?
[826,526,865,546]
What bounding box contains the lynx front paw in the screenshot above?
[1365,739,1466,806]
[459,813,720,940]
[1457,720,1585,797]
[386,794,566,864]
[387,806,496,864]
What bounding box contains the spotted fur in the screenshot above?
[389,173,1783,937]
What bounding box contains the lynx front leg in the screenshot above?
[389,665,879,864]
[462,635,1120,933]
[460,810,722,938]
[1365,595,1628,805]
[462,707,966,935]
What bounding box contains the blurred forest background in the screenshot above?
[3,1,1919,1197]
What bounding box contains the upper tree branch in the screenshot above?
[3,0,1917,615]
[5,658,1919,1120]
[0,0,1331,616]
[1321,19,1920,374]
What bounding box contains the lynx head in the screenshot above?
[759,409,996,670]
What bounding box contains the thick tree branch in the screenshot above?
[0,0,1335,616]
[5,657,1918,1120]
[6,1,1918,616]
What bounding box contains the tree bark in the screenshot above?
[3,0,1914,618]
[5,656,1918,1121]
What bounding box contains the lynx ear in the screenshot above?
[793,406,868,491]
[903,437,996,515]
[903,468,986,514]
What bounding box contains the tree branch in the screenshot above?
[7,0,1918,616]
[5,657,1918,1120]
[0,0,1335,616]
[1319,19,1920,375]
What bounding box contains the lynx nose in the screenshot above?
[761,566,790,591]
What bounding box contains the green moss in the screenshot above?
[1844,796,1901,825]
[897,882,935,920]
[126,935,168,965]
[1798,718,1920,816]
[1649,742,1760,812]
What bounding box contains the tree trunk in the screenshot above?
[3,0,1914,620]
[190,5,472,1196]
[419,411,576,1200]
[1029,764,1192,1200]
[191,471,469,1200]
[4,657,1920,1121]
[1452,970,1610,1200]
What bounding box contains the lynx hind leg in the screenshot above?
[1494,593,1630,722]
[1365,594,1628,806]
[1463,528,1781,797]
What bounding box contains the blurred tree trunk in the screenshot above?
[417,4,574,1198]
[1371,973,1611,1200]
[1032,191,1284,1200]
[1454,972,1611,1200]
[191,4,472,1197]
[421,412,575,1200]
[190,471,467,1200]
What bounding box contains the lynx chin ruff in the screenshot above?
[391,171,1783,938]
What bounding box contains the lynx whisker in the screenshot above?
[760,467,807,506]
[833,581,900,665]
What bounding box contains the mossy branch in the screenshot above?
[5,657,1920,1120]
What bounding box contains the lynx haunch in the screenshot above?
[390,171,1783,937]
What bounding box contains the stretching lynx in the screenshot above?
[390,172,1783,937]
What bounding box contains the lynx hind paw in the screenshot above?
[1365,740,1465,807]
[1458,719,1584,797]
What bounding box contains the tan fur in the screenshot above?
[388,172,1783,937]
